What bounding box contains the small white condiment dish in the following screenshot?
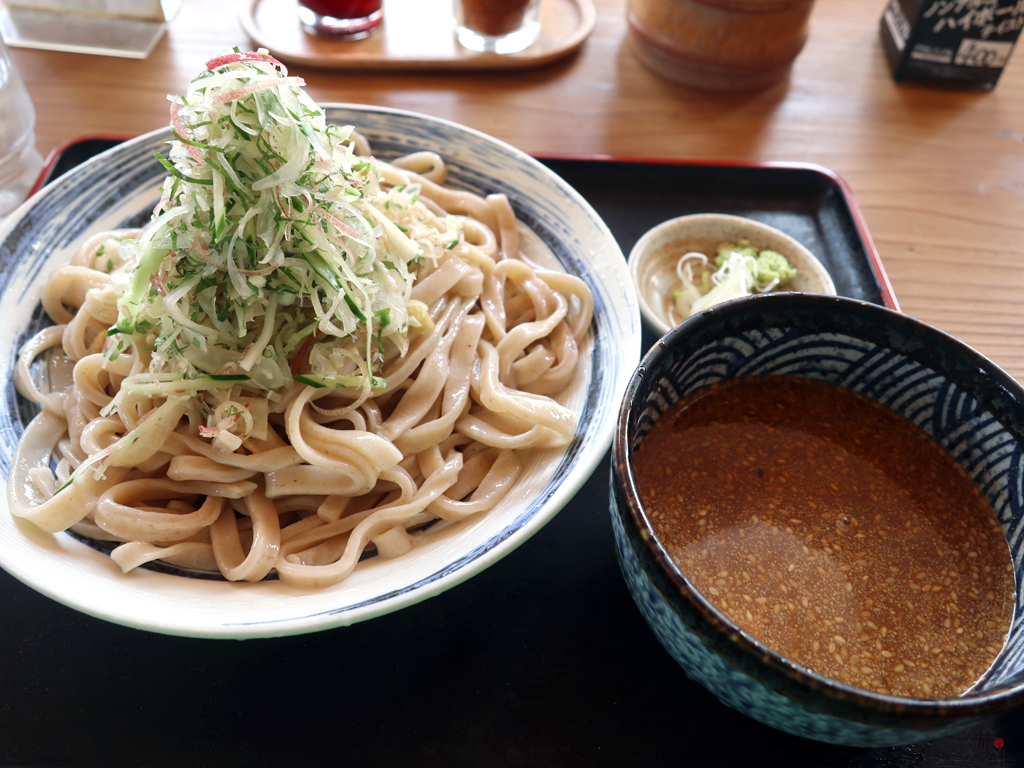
[629,213,836,336]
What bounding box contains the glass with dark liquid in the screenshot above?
[455,0,542,54]
[298,0,383,39]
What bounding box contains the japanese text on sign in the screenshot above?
[924,0,1024,39]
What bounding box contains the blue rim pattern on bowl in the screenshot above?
[611,292,1024,745]
[0,105,641,638]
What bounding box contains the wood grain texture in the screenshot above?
[9,0,1024,376]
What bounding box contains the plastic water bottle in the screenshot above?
[0,37,43,219]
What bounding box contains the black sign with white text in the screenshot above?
[881,0,1023,85]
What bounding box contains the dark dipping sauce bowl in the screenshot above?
[610,292,1024,746]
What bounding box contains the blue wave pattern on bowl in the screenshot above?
[612,322,1024,746]
[0,105,639,635]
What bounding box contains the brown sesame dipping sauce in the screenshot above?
[633,375,1015,699]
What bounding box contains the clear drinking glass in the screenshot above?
[455,0,542,54]
[0,36,42,219]
[297,0,384,39]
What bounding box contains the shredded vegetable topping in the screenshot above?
[106,51,455,428]
[672,240,797,319]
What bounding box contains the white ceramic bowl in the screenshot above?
[629,213,836,336]
[0,105,641,638]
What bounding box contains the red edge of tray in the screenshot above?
[533,153,900,313]
[28,134,135,199]
[28,140,899,314]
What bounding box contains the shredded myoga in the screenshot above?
[6,51,593,588]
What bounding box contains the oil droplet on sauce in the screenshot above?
[634,376,1014,699]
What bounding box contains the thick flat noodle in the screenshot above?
[95,480,230,541]
[14,326,68,415]
[276,451,463,587]
[210,484,280,581]
[111,541,217,573]
[8,141,593,588]
[8,410,127,532]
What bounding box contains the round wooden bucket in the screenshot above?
[627,0,816,91]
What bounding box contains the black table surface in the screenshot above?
[2,147,1019,768]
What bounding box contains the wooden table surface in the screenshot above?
[10,0,1024,377]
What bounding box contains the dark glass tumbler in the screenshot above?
[298,0,383,39]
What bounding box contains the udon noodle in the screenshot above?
[6,52,593,588]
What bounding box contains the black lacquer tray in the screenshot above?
[4,140,1016,768]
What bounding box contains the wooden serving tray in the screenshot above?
[240,0,596,71]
